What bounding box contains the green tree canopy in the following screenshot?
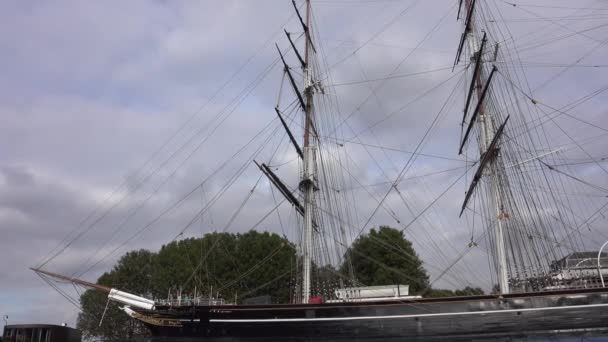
[341,226,429,293]
[426,286,485,298]
[77,249,154,340]
[152,231,296,303]
[77,230,296,340]
[340,226,486,297]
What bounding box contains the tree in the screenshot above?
[455,286,485,296]
[230,231,296,303]
[341,226,486,298]
[424,288,456,298]
[77,249,154,340]
[341,226,430,293]
[151,231,296,303]
[77,231,296,340]
[151,233,240,300]
[426,286,485,298]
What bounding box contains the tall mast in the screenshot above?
[462,0,509,294]
[300,0,315,303]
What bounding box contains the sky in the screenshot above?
[1,0,608,327]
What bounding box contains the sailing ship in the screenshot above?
[33,0,608,340]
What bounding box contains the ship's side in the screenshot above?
[128,288,608,341]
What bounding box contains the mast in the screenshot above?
[300,0,315,304]
[462,0,509,294]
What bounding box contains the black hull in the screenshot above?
[134,288,608,341]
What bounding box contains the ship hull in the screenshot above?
[133,288,608,341]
